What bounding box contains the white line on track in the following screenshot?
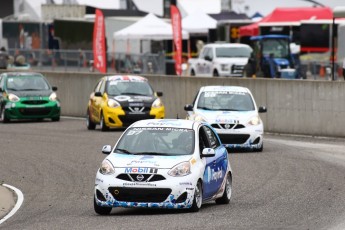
[0,184,24,225]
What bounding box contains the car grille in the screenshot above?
[109,187,171,202]
[211,123,245,129]
[22,100,49,105]
[118,114,155,127]
[19,108,52,116]
[117,173,166,182]
[231,65,245,74]
[218,134,250,144]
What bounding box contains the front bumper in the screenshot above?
[4,101,60,120]
[213,124,264,150]
[94,169,196,209]
[103,106,165,128]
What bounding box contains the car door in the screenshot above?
[201,125,228,199]
[196,47,211,77]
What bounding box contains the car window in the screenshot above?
[201,125,220,149]
[106,81,153,96]
[215,47,252,58]
[197,91,255,111]
[94,79,103,92]
[99,80,106,94]
[115,127,194,155]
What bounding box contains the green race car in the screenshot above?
[0,72,61,123]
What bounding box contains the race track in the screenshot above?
[1,118,345,230]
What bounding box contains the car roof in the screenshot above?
[205,43,251,48]
[105,75,148,82]
[130,119,198,130]
[200,85,251,93]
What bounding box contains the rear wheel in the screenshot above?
[215,174,232,204]
[100,112,109,132]
[86,109,96,130]
[0,106,9,123]
[190,180,202,212]
[213,70,219,77]
[93,197,112,215]
[190,69,195,76]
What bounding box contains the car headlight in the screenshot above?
[107,99,120,108]
[152,98,163,108]
[8,93,19,102]
[99,160,115,175]
[49,92,57,101]
[248,115,261,126]
[168,161,191,177]
[221,64,230,71]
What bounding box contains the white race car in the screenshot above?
[185,86,267,152]
[94,119,232,214]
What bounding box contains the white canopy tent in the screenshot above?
[182,11,217,34]
[114,13,189,40]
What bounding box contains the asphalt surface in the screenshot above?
[1,118,345,229]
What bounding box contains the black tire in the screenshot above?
[243,64,253,78]
[94,197,112,215]
[86,109,96,130]
[100,112,109,132]
[213,70,219,77]
[0,106,9,123]
[254,143,263,152]
[190,180,202,212]
[216,174,232,204]
[52,116,60,122]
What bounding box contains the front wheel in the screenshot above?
[94,197,112,215]
[52,116,60,122]
[0,106,9,123]
[86,109,96,130]
[190,180,202,212]
[213,70,219,77]
[100,112,109,132]
[215,174,232,204]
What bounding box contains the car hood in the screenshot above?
[195,109,256,123]
[216,57,249,65]
[7,90,52,97]
[106,153,192,169]
[112,95,156,107]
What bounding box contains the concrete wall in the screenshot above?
[32,71,345,138]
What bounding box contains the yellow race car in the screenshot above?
[86,75,165,131]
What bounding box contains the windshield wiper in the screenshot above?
[115,148,131,154]
[121,92,147,96]
[6,88,18,91]
[20,88,41,91]
[133,152,170,156]
[197,106,213,110]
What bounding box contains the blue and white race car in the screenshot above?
[94,119,232,214]
[184,86,267,151]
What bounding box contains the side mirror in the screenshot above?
[184,104,193,111]
[201,148,215,157]
[204,55,212,61]
[94,91,102,97]
[102,145,112,154]
[156,91,163,97]
[52,86,58,91]
[258,106,267,113]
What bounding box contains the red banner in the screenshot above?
[170,5,182,76]
[93,9,107,73]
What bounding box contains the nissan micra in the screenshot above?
[94,119,232,214]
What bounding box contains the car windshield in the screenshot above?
[6,75,50,91]
[215,47,252,58]
[197,91,255,111]
[115,127,195,156]
[262,39,289,59]
[106,81,153,96]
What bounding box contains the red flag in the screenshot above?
[93,9,107,73]
[170,5,182,76]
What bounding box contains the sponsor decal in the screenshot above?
[179,182,192,186]
[95,178,104,183]
[127,160,159,166]
[190,158,197,165]
[114,95,130,101]
[123,182,156,187]
[125,167,158,174]
[205,166,223,183]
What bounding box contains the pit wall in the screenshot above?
[28,71,345,138]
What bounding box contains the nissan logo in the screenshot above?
[137,174,144,181]
[224,124,231,129]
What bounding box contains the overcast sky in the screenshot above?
[232,0,345,17]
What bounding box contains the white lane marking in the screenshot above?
[0,184,24,225]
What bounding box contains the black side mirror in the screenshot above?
[258,106,267,113]
[156,91,163,97]
[94,91,102,97]
[52,86,58,91]
[204,55,212,61]
[184,104,193,111]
